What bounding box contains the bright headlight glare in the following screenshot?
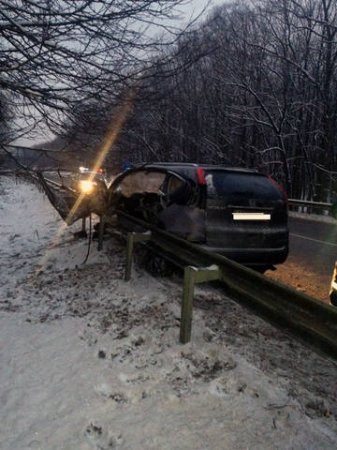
[79,180,95,194]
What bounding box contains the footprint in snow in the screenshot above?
[85,422,123,449]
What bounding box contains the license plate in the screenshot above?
[232,212,271,221]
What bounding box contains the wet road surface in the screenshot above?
[288,216,337,278]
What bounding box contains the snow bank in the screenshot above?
[1,175,336,450]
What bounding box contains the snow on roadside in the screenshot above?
[1,175,337,450]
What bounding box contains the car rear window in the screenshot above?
[205,170,282,201]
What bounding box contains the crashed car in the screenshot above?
[107,163,289,270]
[75,166,108,194]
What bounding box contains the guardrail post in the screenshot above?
[125,231,152,281]
[97,215,105,251]
[180,266,197,344]
[180,265,220,344]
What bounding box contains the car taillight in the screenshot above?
[196,167,206,185]
[268,176,288,202]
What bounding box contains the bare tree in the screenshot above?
[57,0,337,203]
[0,0,192,141]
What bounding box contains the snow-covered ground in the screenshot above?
[1,175,337,450]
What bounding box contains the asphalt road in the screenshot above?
[288,216,337,278]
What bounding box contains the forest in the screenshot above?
[1,0,337,201]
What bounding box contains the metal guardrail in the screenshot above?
[288,198,336,220]
[39,175,78,194]
[288,198,333,209]
[118,211,337,359]
[34,177,337,358]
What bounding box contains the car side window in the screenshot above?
[165,175,195,205]
[166,175,184,194]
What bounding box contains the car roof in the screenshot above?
[134,162,260,177]
[109,163,265,190]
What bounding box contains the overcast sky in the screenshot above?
[14,0,225,148]
[179,0,223,24]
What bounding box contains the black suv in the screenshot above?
[108,163,289,270]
